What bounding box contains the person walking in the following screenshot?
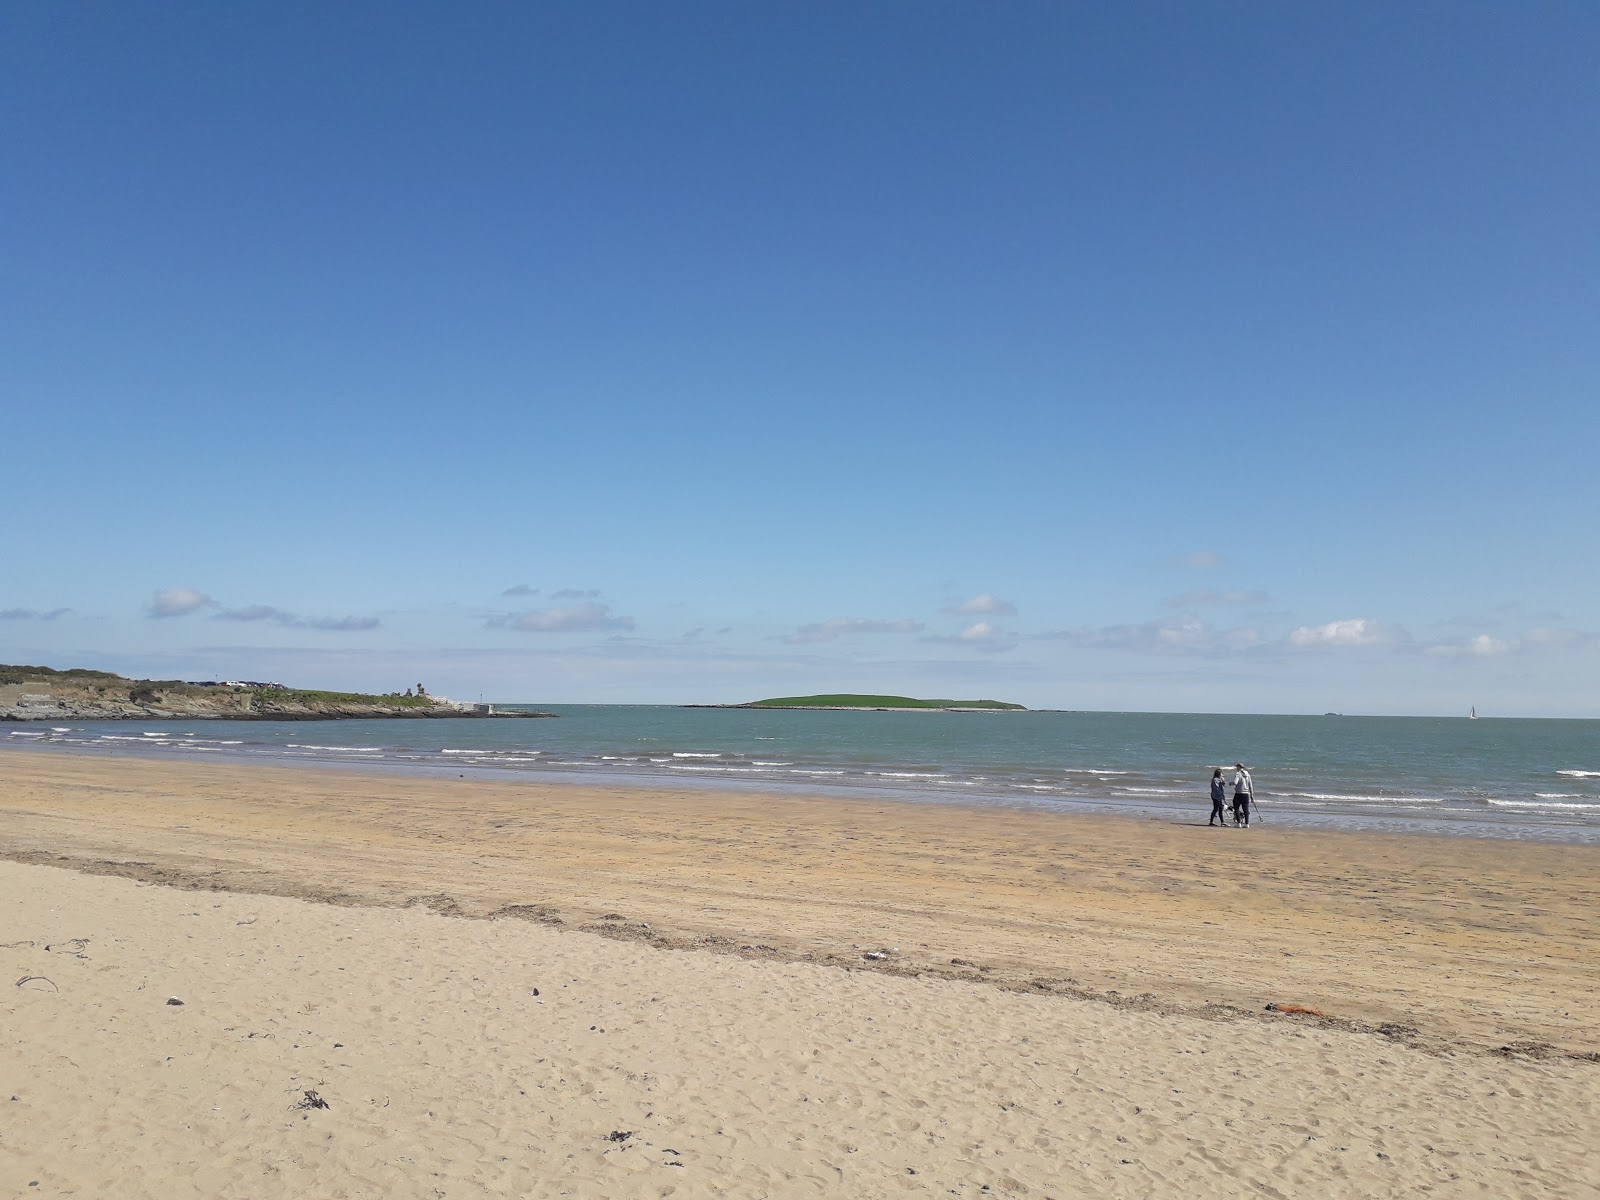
[1208,768,1228,826]
[1232,762,1254,827]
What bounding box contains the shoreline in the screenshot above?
[8,734,1594,847]
[2,748,1595,1061]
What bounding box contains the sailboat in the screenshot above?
[1469,705,1479,720]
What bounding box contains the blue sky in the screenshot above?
[4,2,1597,715]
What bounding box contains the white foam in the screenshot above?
[868,771,949,779]
[287,744,383,753]
[1283,791,1443,804]
[1534,793,1581,800]
[672,752,722,758]
[1287,793,1447,806]
[141,731,170,737]
[1489,798,1598,810]
[1556,770,1600,778]
[752,761,794,767]
[7,730,46,738]
[441,749,491,755]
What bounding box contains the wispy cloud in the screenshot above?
[551,588,602,601]
[922,621,1019,654]
[782,618,924,645]
[1163,589,1269,608]
[0,607,70,620]
[942,594,1017,618]
[1036,615,1263,655]
[489,602,634,633]
[1288,618,1400,648]
[147,587,216,618]
[501,584,538,597]
[1425,634,1515,657]
[1428,627,1600,657]
[1175,551,1224,570]
[216,604,380,632]
[1523,626,1600,652]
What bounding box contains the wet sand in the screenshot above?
[2,749,1596,1197]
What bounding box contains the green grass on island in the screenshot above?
[746,694,1026,711]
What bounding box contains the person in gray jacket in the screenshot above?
[1232,763,1254,827]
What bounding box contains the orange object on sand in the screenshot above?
[1265,1003,1326,1017]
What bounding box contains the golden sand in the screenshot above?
[2,749,1596,1197]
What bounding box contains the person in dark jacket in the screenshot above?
[1208,768,1228,826]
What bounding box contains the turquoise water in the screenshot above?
[9,707,1600,843]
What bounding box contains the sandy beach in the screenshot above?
[2,749,1596,1197]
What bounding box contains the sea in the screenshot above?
[7,707,1599,845]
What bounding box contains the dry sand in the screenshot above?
[2,749,1596,1197]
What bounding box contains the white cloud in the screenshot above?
[783,618,923,645]
[1155,615,1211,649]
[921,621,1019,654]
[501,584,538,596]
[551,588,602,600]
[1176,551,1224,570]
[943,594,1018,617]
[958,621,1019,653]
[148,587,216,618]
[1288,618,1390,648]
[491,602,634,633]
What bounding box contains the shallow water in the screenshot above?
[9,707,1599,844]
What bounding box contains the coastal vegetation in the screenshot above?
[0,664,126,686]
[744,694,1026,711]
[0,664,543,720]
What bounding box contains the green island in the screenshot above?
[0,663,549,721]
[723,694,1026,711]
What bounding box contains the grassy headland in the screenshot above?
[0,664,544,720]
